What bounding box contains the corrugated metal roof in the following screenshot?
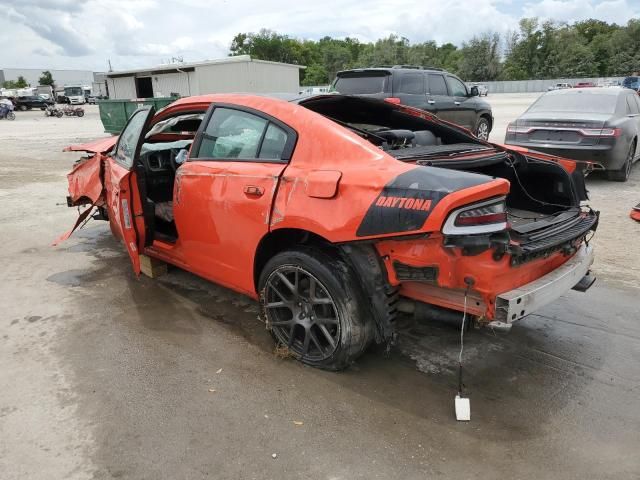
[105,55,304,78]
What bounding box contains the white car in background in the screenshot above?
[548,83,572,91]
[468,83,488,96]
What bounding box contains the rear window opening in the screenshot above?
[300,95,472,152]
[529,93,616,114]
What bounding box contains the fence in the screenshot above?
[481,77,626,94]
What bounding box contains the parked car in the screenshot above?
[622,76,640,93]
[331,66,494,140]
[14,95,54,111]
[548,83,572,91]
[574,82,596,88]
[59,93,597,370]
[505,87,640,181]
[468,83,488,96]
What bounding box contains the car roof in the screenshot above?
[336,66,447,75]
[545,86,625,96]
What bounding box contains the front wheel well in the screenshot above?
[253,229,336,293]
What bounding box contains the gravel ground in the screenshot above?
[1,100,639,480]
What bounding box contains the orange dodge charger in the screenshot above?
[59,94,598,370]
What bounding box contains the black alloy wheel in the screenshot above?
[259,247,373,370]
[263,266,341,362]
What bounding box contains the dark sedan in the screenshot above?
[505,87,640,181]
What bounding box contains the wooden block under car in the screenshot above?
[139,254,167,278]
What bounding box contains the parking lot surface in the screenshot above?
[1,99,639,479]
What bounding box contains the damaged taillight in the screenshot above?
[443,198,508,235]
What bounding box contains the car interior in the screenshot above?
[135,112,205,243]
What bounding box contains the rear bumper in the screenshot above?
[504,140,626,170]
[494,244,594,324]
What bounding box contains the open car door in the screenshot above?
[105,106,156,275]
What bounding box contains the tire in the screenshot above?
[76,110,84,117]
[19,105,27,111]
[606,141,635,182]
[7,112,15,121]
[258,246,374,370]
[475,116,490,140]
[56,111,63,118]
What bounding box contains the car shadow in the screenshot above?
[62,223,607,440]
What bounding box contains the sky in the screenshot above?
[0,0,638,72]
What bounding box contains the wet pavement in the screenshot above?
[1,106,639,479]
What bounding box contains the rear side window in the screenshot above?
[198,108,267,159]
[446,76,468,97]
[333,73,389,94]
[194,107,292,161]
[427,75,448,96]
[627,95,640,114]
[398,73,425,94]
[259,123,288,160]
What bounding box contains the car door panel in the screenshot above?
[172,105,293,296]
[104,107,156,274]
[173,161,285,295]
[445,75,476,130]
[426,74,455,121]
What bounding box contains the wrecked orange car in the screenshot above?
[60,94,598,370]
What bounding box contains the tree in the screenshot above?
[228,19,640,85]
[39,71,55,87]
[457,32,502,81]
[2,76,28,89]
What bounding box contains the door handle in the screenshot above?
[427,100,435,105]
[244,185,264,197]
[454,101,461,106]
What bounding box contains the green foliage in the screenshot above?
[230,18,640,85]
[2,76,29,89]
[39,71,55,87]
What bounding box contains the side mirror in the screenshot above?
[470,86,479,97]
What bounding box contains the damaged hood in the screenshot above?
[64,136,117,154]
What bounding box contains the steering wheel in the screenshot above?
[168,149,180,172]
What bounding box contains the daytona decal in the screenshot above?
[356,166,491,237]
[375,196,433,211]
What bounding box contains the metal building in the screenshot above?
[104,55,304,99]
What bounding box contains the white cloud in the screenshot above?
[522,0,639,25]
[0,0,637,71]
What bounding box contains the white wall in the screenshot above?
[195,62,251,93]
[481,77,626,93]
[247,62,300,93]
[151,71,196,97]
[107,76,136,99]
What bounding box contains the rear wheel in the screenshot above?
[258,247,373,370]
[607,141,635,182]
[475,117,490,140]
[76,110,84,117]
[7,112,15,121]
[19,105,27,111]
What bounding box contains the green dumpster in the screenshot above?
[97,96,179,135]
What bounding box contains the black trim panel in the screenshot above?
[356,166,492,237]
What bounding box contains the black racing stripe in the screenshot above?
[356,166,492,237]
